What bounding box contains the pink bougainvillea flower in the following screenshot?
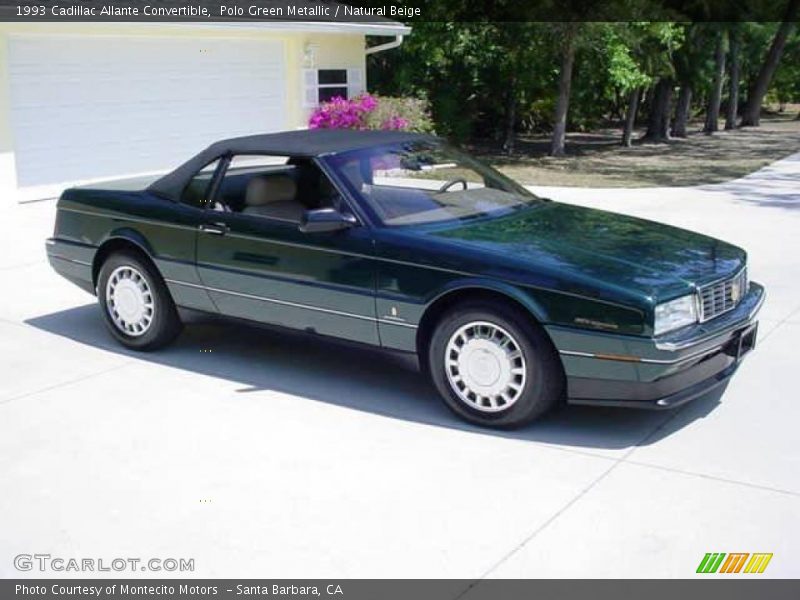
[358,94,378,111]
[308,93,427,133]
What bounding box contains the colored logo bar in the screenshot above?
[696,553,773,574]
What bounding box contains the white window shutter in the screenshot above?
[347,68,365,98]
[302,69,318,107]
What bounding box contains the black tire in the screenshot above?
[427,301,564,428]
[97,250,182,351]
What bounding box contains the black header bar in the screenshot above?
[0,0,797,23]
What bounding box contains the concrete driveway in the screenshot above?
[1,153,799,580]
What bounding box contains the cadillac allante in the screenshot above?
[47,130,763,428]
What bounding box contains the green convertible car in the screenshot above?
[47,129,763,428]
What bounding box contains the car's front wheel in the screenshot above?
[97,251,182,351]
[427,302,563,428]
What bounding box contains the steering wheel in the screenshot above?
[438,178,468,193]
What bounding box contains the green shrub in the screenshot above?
[364,95,435,133]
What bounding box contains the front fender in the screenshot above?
[376,277,552,355]
[424,277,550,323]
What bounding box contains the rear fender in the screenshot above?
[92,228,156,287]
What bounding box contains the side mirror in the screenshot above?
[299,208,357,233]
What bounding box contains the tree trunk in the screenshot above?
[502,75,517,154]
[645,79,674,142]
[725,31,741,130]
[621,88,640,147]
[672,85,693,138]
[741,0,799,126]
[704,29,727,134]
[550,27,577,157]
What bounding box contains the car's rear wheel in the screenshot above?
[97,251,182,351]
[427,301,563,428]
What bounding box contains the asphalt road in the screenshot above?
[1,153,798,580]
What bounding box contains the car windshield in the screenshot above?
[327,141,541,226]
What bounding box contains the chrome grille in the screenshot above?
[698,268,748,322]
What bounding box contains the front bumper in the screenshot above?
[545,282,764,409]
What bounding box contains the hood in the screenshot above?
[427,202,746,300]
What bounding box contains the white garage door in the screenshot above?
[8,35,286,189]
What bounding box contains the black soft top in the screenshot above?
[149,129,436,202]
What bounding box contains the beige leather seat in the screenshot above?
[241,175,305,222]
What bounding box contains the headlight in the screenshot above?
[654,294,697,336]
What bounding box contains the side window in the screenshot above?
[181,159,220,208]
[212,155,348,224]
[290,158,343,212]
[215,155,291,214]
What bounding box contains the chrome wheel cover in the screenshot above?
[444,321,527,413]
[105,265,154,337]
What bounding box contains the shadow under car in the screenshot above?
[25,304,726,450]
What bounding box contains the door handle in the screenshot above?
[199,222,229,235]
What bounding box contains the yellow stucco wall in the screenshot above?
[0,23,366,199]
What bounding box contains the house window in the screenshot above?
[303,68,364,107]
[318,69,348,102]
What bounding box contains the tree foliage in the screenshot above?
[368,18,799,150]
